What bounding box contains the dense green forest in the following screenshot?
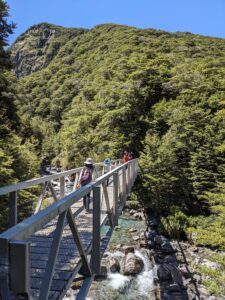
[1,1,225,255]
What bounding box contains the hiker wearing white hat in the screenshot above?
[78,158,94,212]
[84,158,93,165]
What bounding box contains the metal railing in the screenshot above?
[0,159,138,300]
[0,159,121,228]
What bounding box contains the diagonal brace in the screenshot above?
[67,208,92,276]
[39,210,67,300]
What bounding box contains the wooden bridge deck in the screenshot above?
[1,181,117,299]
[0,160,138,300]
[29,194,114,299]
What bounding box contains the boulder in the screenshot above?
[107,256,120,273]
[128,228,137,233]
[121,252,144,275]
[145,230,158,242]
[163,255,177,264]
[154,234,168,245]
[200,259,221,270]
[122,245,135,254]
[147,240,155,249]
[157,264,171,281]
[146,215,160,228]
[161,241,175,254]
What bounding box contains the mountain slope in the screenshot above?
[10,23,225,254]
[9,23,86,77]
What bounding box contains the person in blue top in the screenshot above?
[103,158,111,186]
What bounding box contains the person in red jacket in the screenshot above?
[122,150,129,163]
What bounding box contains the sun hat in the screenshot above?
[84,158,93,165]
[104,158,110,165]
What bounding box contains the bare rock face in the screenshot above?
[9,23,86,78]
[121,252,144,276]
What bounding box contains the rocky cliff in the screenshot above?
[9,23,86,77]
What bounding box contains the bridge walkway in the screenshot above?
[0,159,138,300]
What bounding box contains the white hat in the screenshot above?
[84,158,93,165]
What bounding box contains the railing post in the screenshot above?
[135,159,138,178]
[127,163,131,193]
[91,186,101,275]
[60,176,65,198]
[131,161,135,185]
[9,191,17,227]
[122,167,127,203]
[9,241,30,297]
[113,172,119,226]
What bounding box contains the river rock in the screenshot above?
[140,232,145,238]
[193,273,201,283]
[147,240,156,250]
[161,241,175,254]
[198,286,210,297]
[157,264,171,281]
[163,255,177,264]
[133,212,144,220]
[200,259,221,270]
[140,241,147,248]
[123,245,135,254]
[154,234,168,245]
[107,256,120,273]
[116,244,122,250]
[129,209,136,215]
[208,296,217,300]
[145,230,158,242]
[146,215,160,228]
[132,235,140,241]
[128,228,137,233]
[166,282,182,292]
[121,252,144,275]
[169,266,183,285]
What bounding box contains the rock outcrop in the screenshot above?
[9,23,86,77]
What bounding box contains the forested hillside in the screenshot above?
[0,0,39,229]
[2,21,225,255]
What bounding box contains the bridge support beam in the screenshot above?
[122,167,127,204]
[113,172,119,226]
[9,240,30,297]
[91,186,101,275]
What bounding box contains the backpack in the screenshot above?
[80,167,92,186]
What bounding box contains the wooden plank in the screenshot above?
[31,277,66,291]
[31,268,72,281]
[31,289,60,300]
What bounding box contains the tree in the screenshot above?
[0,1,39,230]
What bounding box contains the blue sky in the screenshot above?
[6,0,225,45]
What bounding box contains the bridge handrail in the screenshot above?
[0,159,121,196]
[0,159,138,254]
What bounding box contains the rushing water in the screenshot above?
[64,216,157,299]
[86,216,157,300]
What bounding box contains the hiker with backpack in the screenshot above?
[78,158,94,212]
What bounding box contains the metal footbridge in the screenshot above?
[0,159,138,299]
